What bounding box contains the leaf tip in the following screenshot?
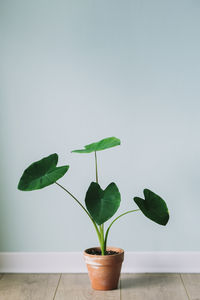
[17,182,22,191]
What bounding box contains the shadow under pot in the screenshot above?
[83,246,124,291]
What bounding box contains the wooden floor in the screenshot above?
[0,273,199,300]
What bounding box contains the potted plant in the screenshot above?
[18,137,169,290]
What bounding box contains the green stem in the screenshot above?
[104,209,140,250]
[99,224,105,255]
[102,224,106,254]
[94,151,105,254]
[55,181,101,244]
[95,151,98,183]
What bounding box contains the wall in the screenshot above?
[1,0,200,252]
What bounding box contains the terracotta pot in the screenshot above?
[83,246,124,290]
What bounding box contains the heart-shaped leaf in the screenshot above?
[18,153,69,191]
[134,189,169,225]
[71,137,120,153]
[85,182,121,225]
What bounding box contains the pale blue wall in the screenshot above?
[1,0,200,251]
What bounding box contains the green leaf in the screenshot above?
[18,153,69,191]
[134,189,169,225]
[85,182,121,225]
[71,137,121,153]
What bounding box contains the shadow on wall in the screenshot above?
[0,149,14,252]
[0,178,9,252]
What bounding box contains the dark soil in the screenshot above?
[86,249,118,255]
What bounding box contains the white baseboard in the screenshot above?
[0,252,200,273]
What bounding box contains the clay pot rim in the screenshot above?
[84,246,124,258]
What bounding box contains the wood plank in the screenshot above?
[121,273,189,300]
[181,273,200,300]
[54,274,120,300]
[0,273,60,300]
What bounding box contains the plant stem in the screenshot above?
[104,209,140,250]
[99,224,105,255]
[94,151,105,254]
[101,227,105,255]
[55,181,101,244]
[94,151,98,183]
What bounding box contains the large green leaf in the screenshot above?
[18,153,69,191]
[85,182,121,225]
[71,137,121,153]
[134,189,169,225]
